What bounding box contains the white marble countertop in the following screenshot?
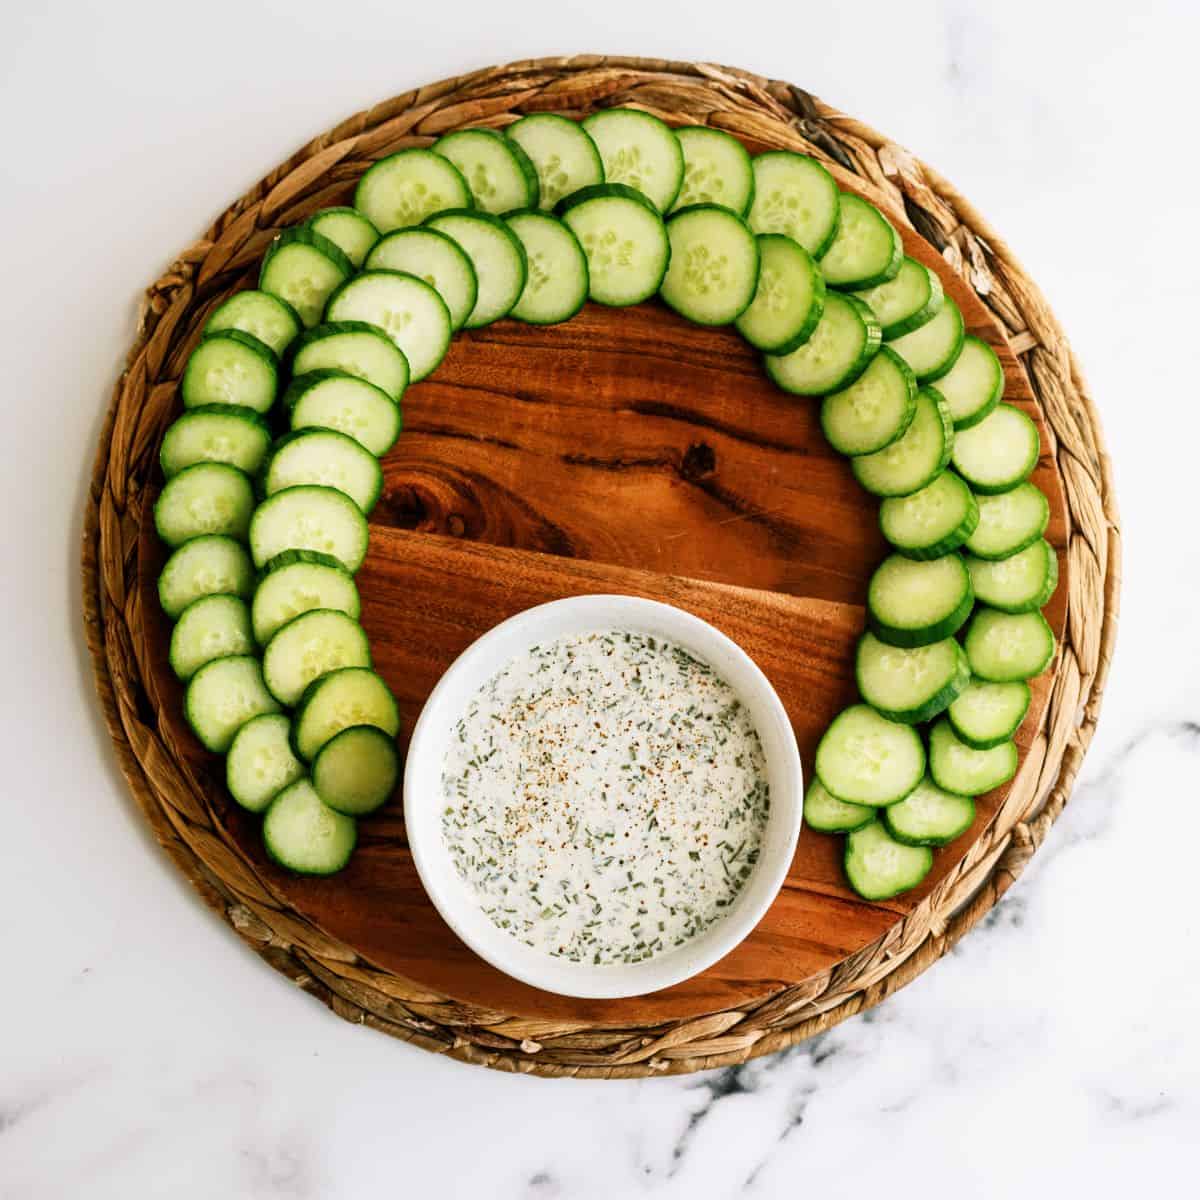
[2,2,1196,1196]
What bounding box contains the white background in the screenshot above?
[2,2,1197,1197]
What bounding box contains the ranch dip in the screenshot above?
[440,629,770,965]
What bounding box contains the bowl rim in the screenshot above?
[403,593,804,999]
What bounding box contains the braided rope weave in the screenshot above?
[82,56,1119,1078]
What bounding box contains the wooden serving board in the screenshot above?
[136,158,1068,1026]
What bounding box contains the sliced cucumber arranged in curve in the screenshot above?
[820,345,917,456]
[867,552,974,648]
[819,194,902,290]
[964,608,1056,682]
[855,631,969,725]
[226,712,305,813]
[670,126,754,216]
[765,292,881,396]
[948,679,1031,750]
[659,204,759,325]
[878,470,979,560]
[354,148,472,233]
[581,108,683,212]
[251,549,360,646]
[505,113,604,212]
[735,233,824,354]
[306,207,380,268]
[158,535,254,620]
[888,296,964,382]
[504,210,589,325]
[290,321,410,402]
[966,538,1058,613]
[292,667,400,761]
[262,609,372,706]
[803,777,874,834]
[365,228,478,331]
[312,724,399,816]
[850,388,952,496]
[844,820,933,901]
[951,403,1040,494]
[883,777,975,847]
[249,485,370,572]
[815,703,925,808]
[434,128,539,213]
[285,370,401,457]
[263,778,357,876]
[184,654,280,753]
[263,429,383,515]
[259,227,352,328]
[853,257,943,340]
[169,593,255,681]
[557,184,670,307]
[154,462,255,547]
[928,719,1018,796]
[425,210,527,329]
[160,405,271,478]
[964,482,1050,559]
[932,335,1003,430]
[205,290,301,357]
[747,151,840,258]
[181,330,277,413]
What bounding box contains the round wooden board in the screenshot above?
[87,58,1117,1076]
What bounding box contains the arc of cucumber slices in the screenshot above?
[153,110,1057,888]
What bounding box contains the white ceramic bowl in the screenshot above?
[404,594,803,999]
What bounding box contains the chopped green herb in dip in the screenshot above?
[440,630,770,964]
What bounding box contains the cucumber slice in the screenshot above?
[312,725,399,815]
[181,331,277,413]
[764,292,881,396]
[160,405,271,478]
[964,608,1056,682]
[159,535,254,620]
[820,346,917,456]
[504,210,589,325]
[803,777,874,834]
[819,194,902,290]
[325,270,452,382]
[948,679,1031,750]
[850,388,953,496]
[365,228,478,331]
[259,227,352,328]
[951,403,1040,494]
[581,108,683,212]
[853,257,944,340]
[263,778,357,876]
[184,654,280,753]
[883,777,975,846]
[660,204,759,325]
[734,234,825,354]
[354,148,473,233]
[966,538,1058,613]
[424,211,527,329]
[292,667,400,761]
[248,485,369,572]
[154,462,254,547]
[263,429,383,515]
[434,128,539,213]
[505,114,604,212]
[854,631,969,725]
[285,370,401,457]
[291,321,410,403]
[932,335,1003,430]
[252,549,360,645]
[226,712,305,813]
[747,151,840,258]
[169,593,255,681]
[205,290,301,356]
[963,483,1050,560]
[670,126,754,216]
[888,297,964,382]
[306,207,380,268]
[557,184,670,307]
[844,820,933,900]
[878,470,979,560]
[815,703,925,807]
[262,609,372,706]
[928,719,1018,796]
[867,553,974,648]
